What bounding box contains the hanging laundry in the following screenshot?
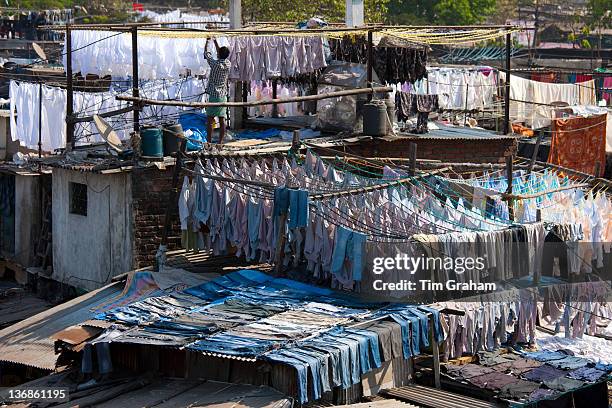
[9,78,207,151]
[328,36,427,84]
[64,31,327,81]
[547,114,607,176]
[501,73,597,129]
[330,226,367,288]
[410,66,498,111]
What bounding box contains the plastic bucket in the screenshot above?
[363,101,388,136]
[140,126,163,158]
[162,123,183,156]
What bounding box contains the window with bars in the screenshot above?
[69,182,87,216]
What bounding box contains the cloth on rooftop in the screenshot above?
[542,376,585,392]
[468,371,517,390]
[445,363,496,380]
[498,380,541,400]
[567,366,606,382]
[522,364,567,382]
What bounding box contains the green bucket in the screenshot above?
[140,126,163,158]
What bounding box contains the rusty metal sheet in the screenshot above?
[51,325,103,345]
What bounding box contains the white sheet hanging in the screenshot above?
[410,67,498,110]
[63,31,327,81]
[9,78,207,151]
[500,73,597,129]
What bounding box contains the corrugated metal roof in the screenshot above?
[0,268,213,370]
[392,124,519,141]
[13,375,292,408]
[0,281,124,370]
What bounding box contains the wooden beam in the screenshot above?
[116,86,393,108]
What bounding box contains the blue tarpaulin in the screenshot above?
[178,112,208,150]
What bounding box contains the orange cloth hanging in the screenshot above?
[547,114,607,176]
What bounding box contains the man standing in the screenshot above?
[204,37,231,145]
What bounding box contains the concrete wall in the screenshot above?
[13,174,41,267]
[52,168,133,291]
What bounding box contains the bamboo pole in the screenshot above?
[310,167,451,200]
[116,86,393,108]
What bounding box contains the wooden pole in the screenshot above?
[117,86,393,108]
[527,132,543,175]
[503,28,511,135]
[131,26,140,132]
[291,130,300,152]
[506,155,514,221]
[367,30,373,102]
[431,315,441,389]
[409,142,417,176]
[534,208,542,285]
[65,25,74,150]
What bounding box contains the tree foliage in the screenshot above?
[240,0,389,23]
[387,0,497,25]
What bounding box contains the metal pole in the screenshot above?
[503,29,511,135]
[65,25,74,149]
[131,27,139,132]
[367,30,373,102]
[38,82,42,158]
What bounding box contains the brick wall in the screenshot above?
[342,137,518,164]
[131,166,182,269]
